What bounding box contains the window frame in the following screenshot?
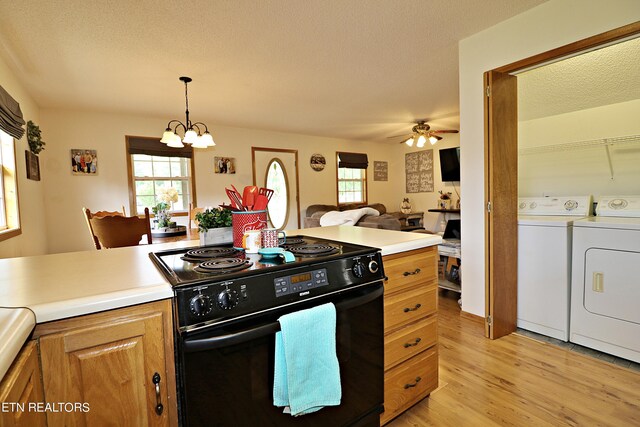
[125,136,197,217]
[0,130,21,242]
[335,151,368,206]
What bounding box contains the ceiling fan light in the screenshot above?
[416,135,426,147]
[429,135,439,145]
[404,137,414,147]
[201,131,215,147]
[160,129,174,144]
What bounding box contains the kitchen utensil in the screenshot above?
[242,186,258,210]
[253,194,269,210]
[218,204,241,212]
[226,188,244,210]
[259,187,274,201]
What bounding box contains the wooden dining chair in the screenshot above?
[83,207,127,249]
[188,203,205,228]
[83,207,152,249]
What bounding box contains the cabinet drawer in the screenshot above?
[385,284,437,332]
[383,247,437,295]
[381,346,439,425]
[385,315,437,370]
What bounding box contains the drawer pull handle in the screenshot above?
[404,337,422,348]
[403,268,421,277]
[152,372,164,416]
[403,303,422,313]
[404,377,422,389]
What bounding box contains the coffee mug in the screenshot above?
[242,230,261,253]
[261,228,286,248]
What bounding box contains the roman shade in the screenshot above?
[338,152,368,169]
[127,136,193,158]
[0,85,26,139]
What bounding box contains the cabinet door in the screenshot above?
[39,303,173,427]
[0,341,46,427]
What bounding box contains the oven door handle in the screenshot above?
[182,283,383,352]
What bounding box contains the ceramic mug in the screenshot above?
[261,228,286,248]
[242,230,261,253]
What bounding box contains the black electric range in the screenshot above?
[149,235,385,331]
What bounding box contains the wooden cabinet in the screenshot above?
[381,246,439,425]
[0,341,46,427]
[34,299,177,427]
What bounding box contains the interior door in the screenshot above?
[251,148,300,229]
[484,70,518,339]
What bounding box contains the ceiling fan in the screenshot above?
[389,120,459,147]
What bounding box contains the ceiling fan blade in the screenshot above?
[387,133,412,139]
[431,129,459,134]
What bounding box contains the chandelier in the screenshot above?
[160,76,215,148]
[404,122,441,148]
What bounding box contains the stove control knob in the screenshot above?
[368,260,380,274]
[189,295,212,317]
[217,289,239,310]
[352,261,366,278]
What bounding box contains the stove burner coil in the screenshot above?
[287,244,339,257]
[280,238,306,247]
[193,258,253,274]
[182,247,241,262]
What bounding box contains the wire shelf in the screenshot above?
[519,134,640,155]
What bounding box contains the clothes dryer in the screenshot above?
[570,195,640,362]
[517,196,592,341]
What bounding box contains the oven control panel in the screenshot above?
[274,268,328,297]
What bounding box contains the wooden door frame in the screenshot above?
[251,147,301,229]
[483,22,640,339]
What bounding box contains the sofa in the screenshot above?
[304,203,405,230]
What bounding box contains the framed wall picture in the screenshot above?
[373,161,388,181]
[310,153,326,171]
[405,150,434,193]
[215,157,236,174]
[71,149,98,175]
[25,151,40,181]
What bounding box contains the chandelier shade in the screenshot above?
[161,76,215,149]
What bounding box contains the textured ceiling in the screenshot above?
[519,36,640,121]
[0,0,544,141]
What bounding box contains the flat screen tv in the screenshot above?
[439,147,460,181]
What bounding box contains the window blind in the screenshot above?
[0,85,25,139]
[338,152,368,169]
[127,136,193,158]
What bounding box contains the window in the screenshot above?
[0,129,20,240]
[336,152,368,205]
[126,136,195,215]
[264,158,289,229]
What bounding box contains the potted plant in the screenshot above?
[195,207,233,245]
[438,191,452,210]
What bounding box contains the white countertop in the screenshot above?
[0,308,35,380]
[288,225,442,256]
[0,225,440,382]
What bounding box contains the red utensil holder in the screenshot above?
[232,210,267,248]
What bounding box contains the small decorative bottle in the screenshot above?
[400,198,412,214]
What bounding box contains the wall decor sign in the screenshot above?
[71,149,97,175]
[373,161,388,181]
[405,150,434,193]
[25,150,40,181]
[310,153,326,171]
[215,157,235,174]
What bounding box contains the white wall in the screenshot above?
[40,109,402,254]
[519,99,640,197]
[0,55,47,258]
[459,0,640,316]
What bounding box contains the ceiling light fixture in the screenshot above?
[160,76,215,149]
[397,121,457,148]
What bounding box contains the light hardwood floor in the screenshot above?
[388,291,640,426]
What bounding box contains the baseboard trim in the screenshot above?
[460,310,484,324]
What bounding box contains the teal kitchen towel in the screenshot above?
[273,302,341,416]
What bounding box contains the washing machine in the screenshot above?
[570,195,640,362]
[517,196,592,341]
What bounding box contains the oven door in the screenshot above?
[178,282,384,427]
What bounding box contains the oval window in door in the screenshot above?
[265,158,289,229]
